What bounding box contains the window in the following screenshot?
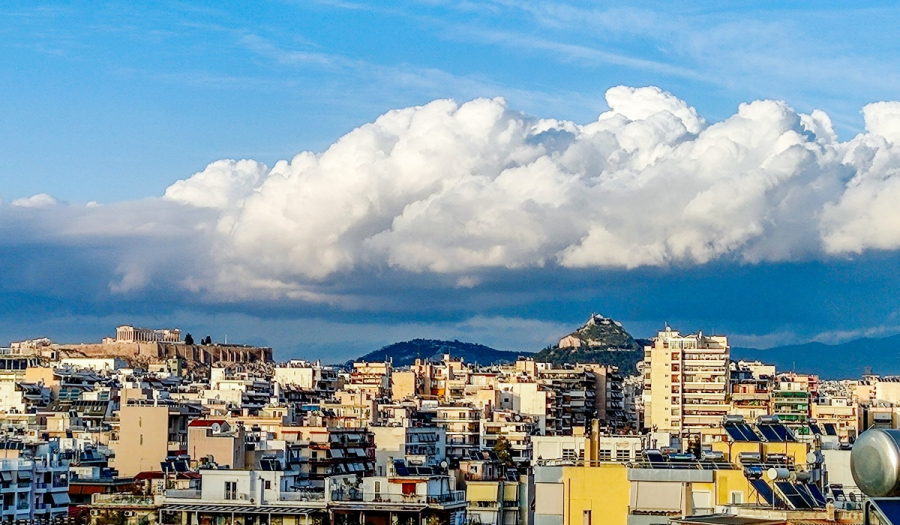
[730,491,743,504]
[374,481,381,493]
[616,449,630,462]
[264,480,271,490]
[139,435,143,446]
[598,449,612,461]
[225,481,237,500]
[562,448,576,460]
[583,511,591,525]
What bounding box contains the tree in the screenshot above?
[493,436,514,467]
[203,335,213,345]
[184,333,194,345]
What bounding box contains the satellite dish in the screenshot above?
[440,460,449,469]
[211,423,221,433]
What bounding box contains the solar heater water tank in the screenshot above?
[767,468,790,481]
[851,428,900,497]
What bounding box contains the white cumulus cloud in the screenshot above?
[14,85,900,299]
[11,194,59,208]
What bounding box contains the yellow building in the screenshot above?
[642,326,730,438]
[532,462,759,525]
[465,479,520,525]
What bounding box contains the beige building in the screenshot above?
[348,361,392,399]
[187,419,246,469]
[642,326,730,437]
[391,370,418,401]
[109,401,201,477]
[811,397,857,440]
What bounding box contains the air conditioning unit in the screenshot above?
[123,511,135,517]
[90,510,99,516]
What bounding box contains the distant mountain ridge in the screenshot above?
[733,334,900,379]
[532,314,645,373]
[352,338,531,367]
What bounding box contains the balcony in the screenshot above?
[92,494,158,507]
[332,490,465,506]
[278,492,325,502]
[683,403,730,411]
[165,489,201,499]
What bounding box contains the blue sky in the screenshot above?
[3,1,900,362]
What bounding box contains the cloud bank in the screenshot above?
[8,86,900,301]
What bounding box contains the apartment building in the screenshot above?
[536,366,597,435]
[109,400,203,477]
[348,361,392,400]
[371,425,446,476]
[436,406,482,458]
[772,374,815,427]
[187,419,246,469]
[326,466,466,525]
[291,427,375,484]
[811,397,857,440]
[480,411,534,466]
[0,456,70,522]
[642,326,730,437]
[161,468,326,525]
[274,360,341,394]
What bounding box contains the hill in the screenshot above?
[732,334,900,379]
[532,314,645,373]
[353,339,531,367]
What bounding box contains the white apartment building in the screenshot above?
[642,326,730,437]
[0,456,71,522]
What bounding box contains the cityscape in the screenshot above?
[0,316,899,525]
[7,2,900,525]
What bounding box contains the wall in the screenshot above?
[111,405,169,477]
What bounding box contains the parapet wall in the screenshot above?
[56,342,273,365]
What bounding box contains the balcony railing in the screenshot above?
[165,489,201,499]
[92,494,157,506]
[331,490,465,505]
[279,492,325,502]
[428,491,465,504]
[331,489,363,502]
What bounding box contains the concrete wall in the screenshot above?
[111,405,170,477]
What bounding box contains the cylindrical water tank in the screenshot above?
[767,467,790,481]
[851,428,900,497]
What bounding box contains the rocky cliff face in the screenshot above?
[533,314,644,373]
[556,314,639,350]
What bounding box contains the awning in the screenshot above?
[0,472,12,482]
[162,504,324,515]
[50,492,71,505]
[630,481,682,512]
[17,470,32,480]
[330,449,344,459]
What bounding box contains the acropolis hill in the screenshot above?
[12,325,273,368]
